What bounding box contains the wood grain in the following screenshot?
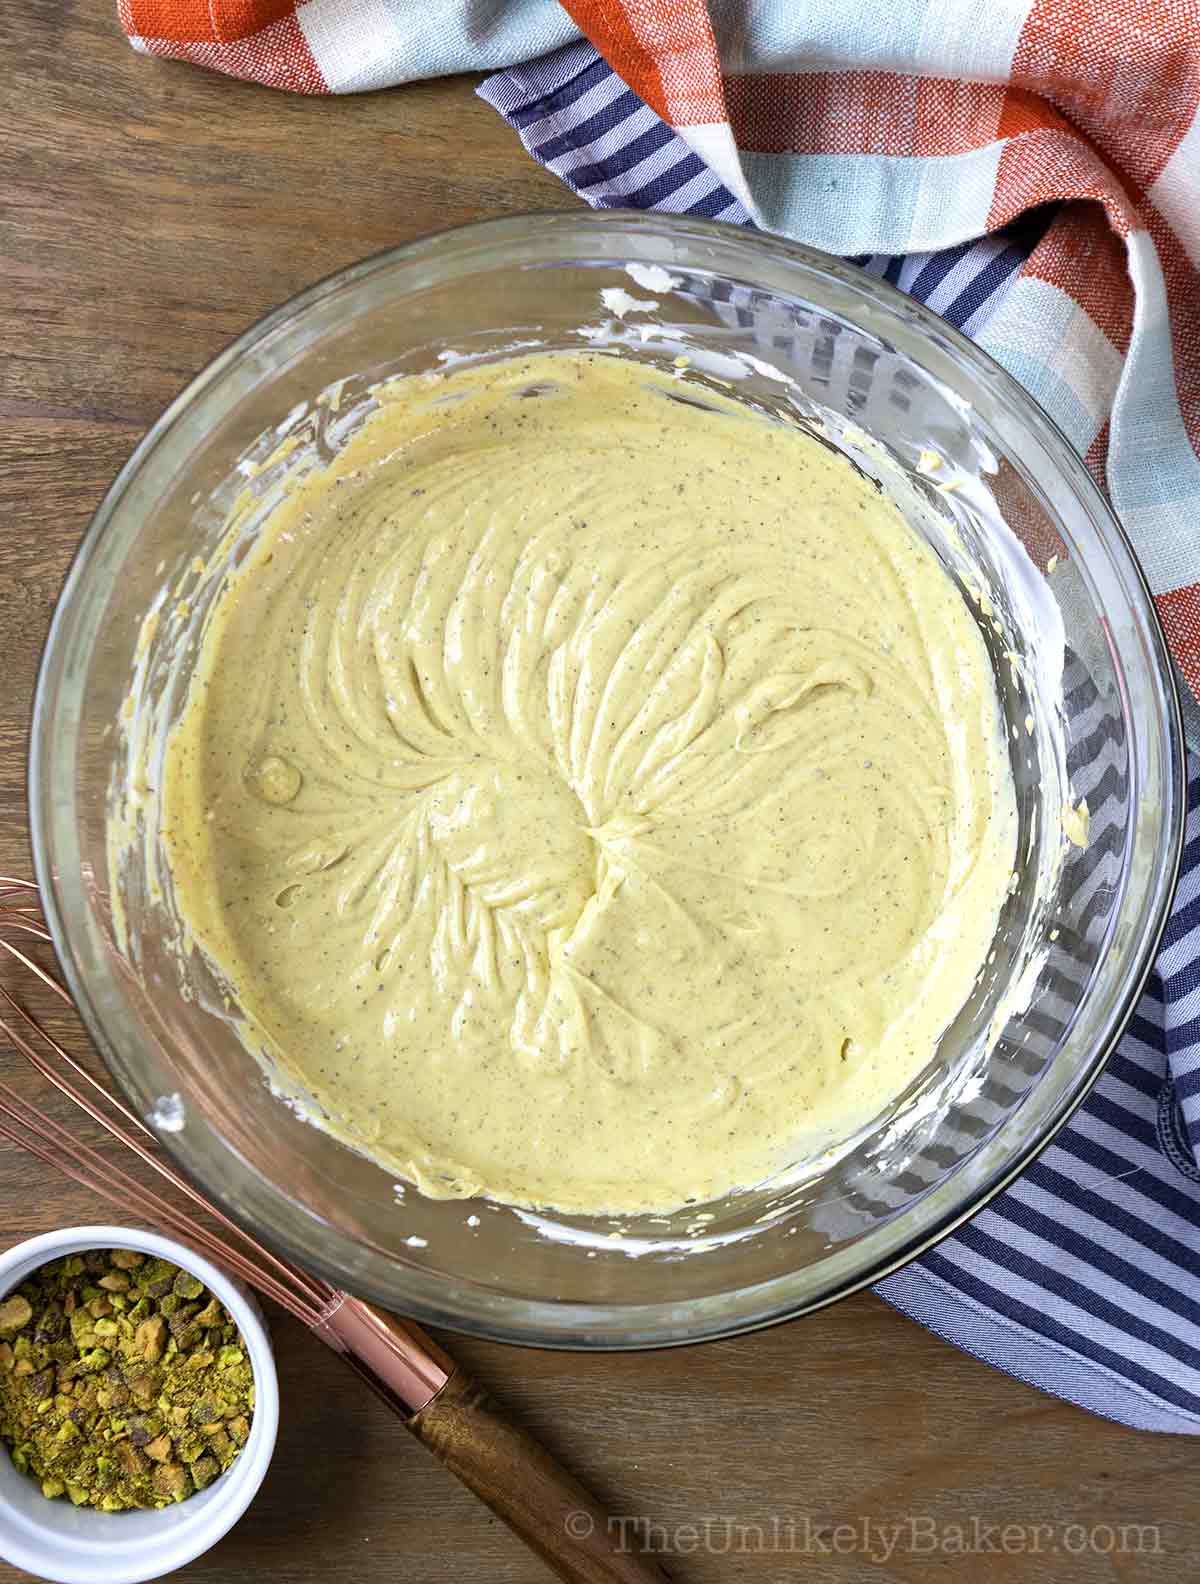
[0,3,1196,1581]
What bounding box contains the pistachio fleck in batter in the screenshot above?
[160,352,1016,1214]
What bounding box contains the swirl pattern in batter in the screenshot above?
[161,352,1016,1214]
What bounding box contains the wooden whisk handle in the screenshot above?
[409,1367,670,1584]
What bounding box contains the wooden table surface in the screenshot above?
[1,4,1196,1580]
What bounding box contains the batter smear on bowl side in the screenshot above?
[160,351,1017,1214]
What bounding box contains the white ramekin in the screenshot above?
[0,1226,279,1584]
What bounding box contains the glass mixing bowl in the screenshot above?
[30,212,1184,1348]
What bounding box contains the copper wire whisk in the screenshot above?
[0,882,336,1326]
[0,877,668,1584]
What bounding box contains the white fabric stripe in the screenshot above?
[908,143,1005,251]
[1146,108,1200,270]
[739,143,1001,254]
[1107,230,1200,588]
[913,0,1032,81]
[707,0,1032,82]
[976,276,1121,454]
[1108,491,1200,598]
[298,0,579,90]
[297,0,402,91]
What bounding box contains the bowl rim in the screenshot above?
[29,208,1188,1350]
[0,1224,278,1583]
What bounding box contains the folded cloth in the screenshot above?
[118,0,1200,1431]
[119,0,1200,728]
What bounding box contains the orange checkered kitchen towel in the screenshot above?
[118,0,1200,723]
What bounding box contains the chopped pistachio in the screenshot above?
[190,1454,219,1490]
[134,1317,166,1363]
[34,1306,65,1344]
[1,1250,254,1510]
[143,1435,172,1463]
[152,1461,191,1502]
[126,1416,160,1447]
[128,1374,157,1405]
[0,1297,33,1336]
[69,1310,95,1343]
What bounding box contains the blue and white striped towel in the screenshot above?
[480,43,1200,1435]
